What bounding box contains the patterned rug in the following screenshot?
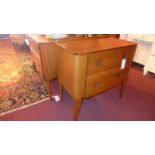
[0,40,49,115]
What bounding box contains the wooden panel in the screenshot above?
[85,67,129,98]
[87,47,134,76]
[57,46,88,99]
[39,43,58,80]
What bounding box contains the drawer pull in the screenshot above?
[96,60,103,66]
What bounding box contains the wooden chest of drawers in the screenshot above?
[25,34,120,98]
[56,38,137,120]
[25,35,58,97]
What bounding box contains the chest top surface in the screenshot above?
[56,38,137,55]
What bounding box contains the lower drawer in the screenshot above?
[85,67,129,98]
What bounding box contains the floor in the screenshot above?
[0,40,49,115]
[0,61,155,121]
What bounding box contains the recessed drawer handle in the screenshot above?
[96,60,103,66]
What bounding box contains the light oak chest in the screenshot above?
[25,35,120,98]
[56,38,137,120]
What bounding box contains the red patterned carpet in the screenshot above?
[0,40,49,115]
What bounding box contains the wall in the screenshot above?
[120,34,155,65]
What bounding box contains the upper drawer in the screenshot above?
[87,47,134,76]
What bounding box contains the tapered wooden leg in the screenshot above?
[46,80,52,98]
[74,98,82,121]
[119,80,126,98]
[58,82,63,100]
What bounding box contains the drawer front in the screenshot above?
[85,67,129,98]
[87,47,134,76]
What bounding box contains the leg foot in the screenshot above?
[74,98,82,121]
[119,80,126,98]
